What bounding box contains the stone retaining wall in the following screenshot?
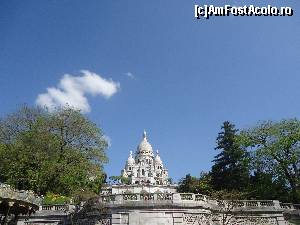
[16,193,300,225]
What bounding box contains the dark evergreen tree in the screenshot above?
[211,121,249,191]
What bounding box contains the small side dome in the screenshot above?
[127,151,135,165]
[155,150,162,164]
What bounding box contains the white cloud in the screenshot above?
[103,135,112,147]
[36,70,120,113]
[125,72,134,79]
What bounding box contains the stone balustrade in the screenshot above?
[40,204,69,211]
[37,193,300,214]
[280,202,300,210]
[229,200,277,208]
[101,193,171,202]
[97,193,284,211]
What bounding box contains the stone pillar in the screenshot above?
[115,195,123,204]
[16,220,26,225]
[68,204,76,212]
[173,193,181,203]
[276,216,287,225]
[173,213,184,225]
[273,200,281,209]
[111,213,129,225]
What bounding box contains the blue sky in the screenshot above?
[0,0,299,181]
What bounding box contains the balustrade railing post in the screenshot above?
[273,200,281,209]
[257,201,261,207]
[115,194,123,203]
[172,193,181,203]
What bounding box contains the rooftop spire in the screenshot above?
[127,150,135,165]
[143,130,147,139]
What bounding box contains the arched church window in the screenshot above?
[142,169,145,176]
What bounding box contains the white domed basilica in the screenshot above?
[121,131,170,185]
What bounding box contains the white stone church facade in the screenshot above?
[121,131,169,186]
[101,131,177,195]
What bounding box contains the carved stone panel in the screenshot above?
[95,218,112,225]
[183,213,212,225]
[230,217,278,225]
[75,216,112,225]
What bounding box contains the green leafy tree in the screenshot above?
[198,172,213,195]
[248,170,289,202]
[177,174,200,193]
[239,119,300,203]
[177,172,213,195]
[0,105,108,197]
[211,121,250,191]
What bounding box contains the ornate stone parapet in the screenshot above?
[39,204,72,211]
[280,202,300,210]
[98,193,284,212]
